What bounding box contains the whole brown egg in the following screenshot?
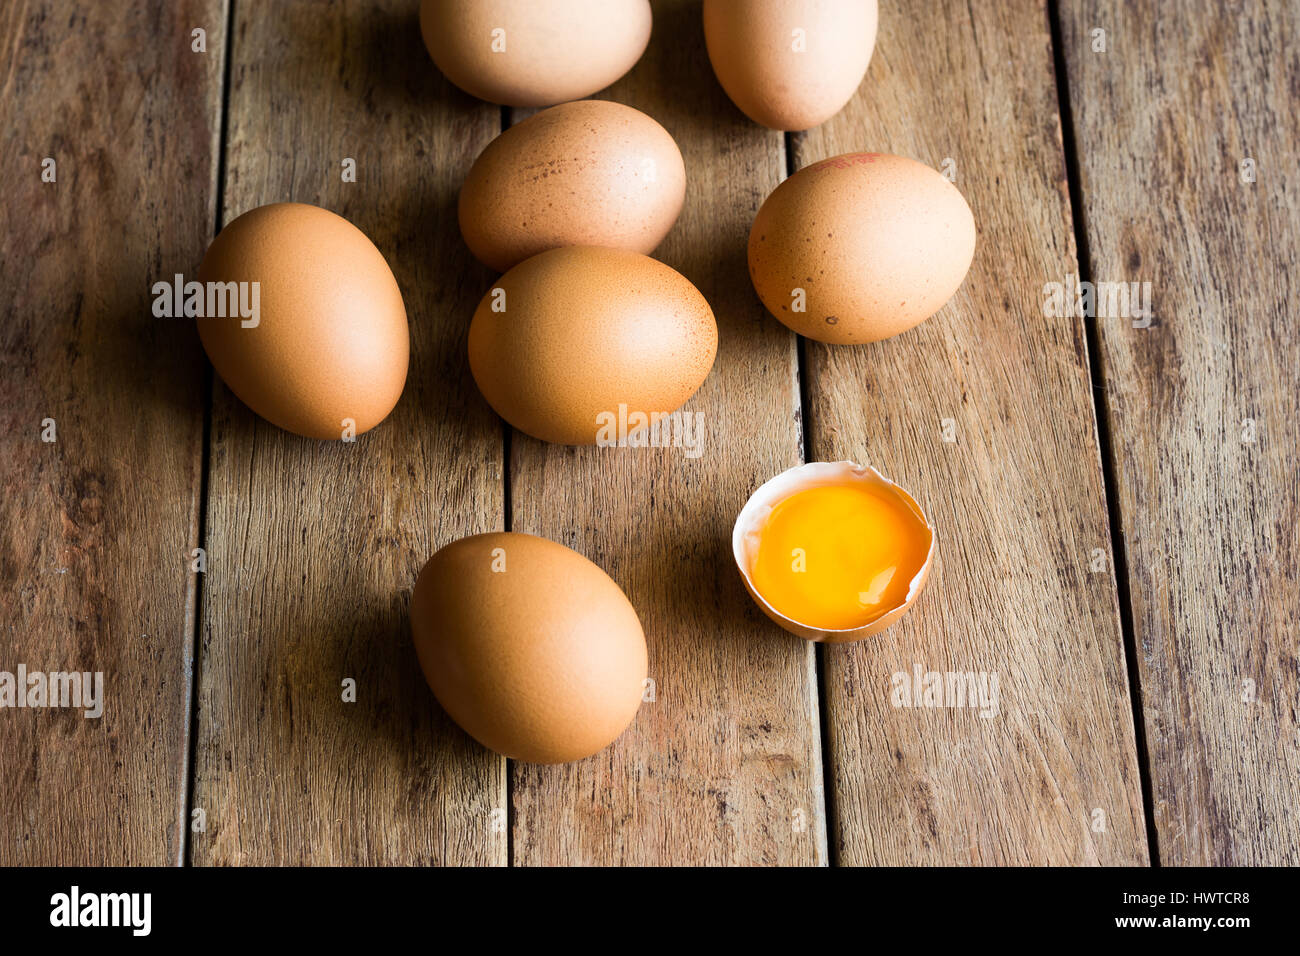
[468,246,717,444]
[420,0,653,107]
[703,0,878,131]
[459,99,686,272]
[196,203,409,439]
[410,531,648,764]
[748,153,976,344]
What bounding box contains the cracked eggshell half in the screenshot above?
[732,461,935,643]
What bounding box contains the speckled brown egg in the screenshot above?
[703,0,877,131]
[196,202,408,439]
[468,246,717,444]
[420,0,652,107]
[459,100,686,272]
[748,153,976,344]
[410,531,648,764]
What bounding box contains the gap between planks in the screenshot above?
[1046,0,1161,866]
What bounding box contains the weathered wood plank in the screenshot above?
[189,0,505,865]
[797,0,1149,864]
[0,0,222,864]
[508,0,826,865]
[1060,0,1300,864]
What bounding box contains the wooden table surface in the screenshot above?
[2,0,1296,866]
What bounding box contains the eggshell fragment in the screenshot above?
[459,100,686,272]
[409,531,648,764]
[703,0,878,131]
[420,0,653,107]
[748,152,977,344]
[196,202,409,440]
[468,246,717,445]
[732,461,935,643]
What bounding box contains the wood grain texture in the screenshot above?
[797,0,1149,864]
[0,0,221,864]
[508,0,827,865]
[1060,0,1300,864]
[189,0,505,865]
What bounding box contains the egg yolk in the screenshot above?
[750,483,929,631]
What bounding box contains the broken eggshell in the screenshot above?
[731,460,935,643]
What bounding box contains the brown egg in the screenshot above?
[748,153,976,344]
[459,100,686,272]
[196,203,408,439]
[703,0,877,131]
[410,531,648,764]
[468,246,717,444]
[420,0,652,107]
